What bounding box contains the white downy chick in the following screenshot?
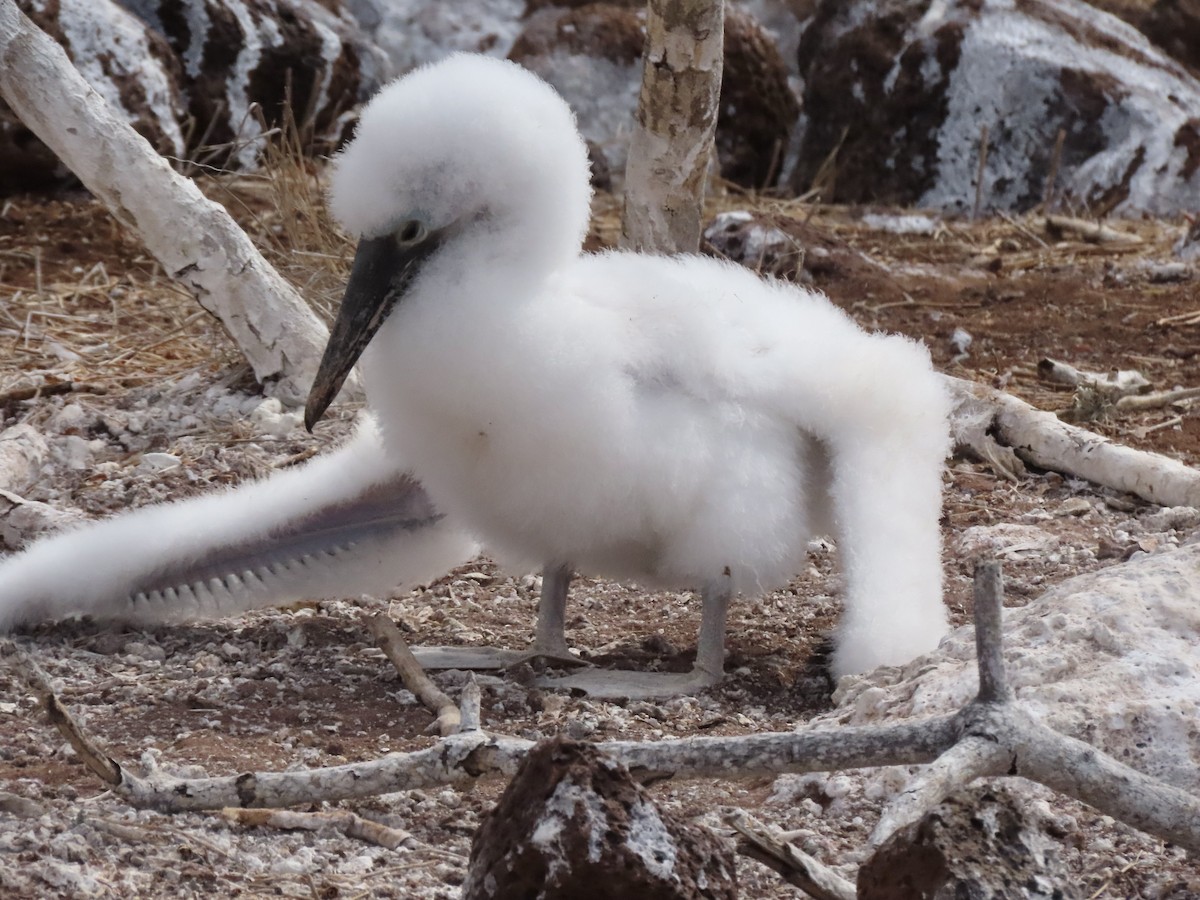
[305,53,953,692]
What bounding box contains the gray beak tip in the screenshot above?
[304,394,329,433]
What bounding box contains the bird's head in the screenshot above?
[305,54,592,430]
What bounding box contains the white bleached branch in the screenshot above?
[0,0,333,406]
[728,811,856,900]
[365,611,461,737]
[8,561,1200,866]
[219,807,411,850]
[945,374,1200,507]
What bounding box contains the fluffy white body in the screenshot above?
[326,54,953,678]
[0,53,951,689]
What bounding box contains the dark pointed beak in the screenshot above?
[305,231,439,431]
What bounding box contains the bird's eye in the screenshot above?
[397,220,425,245]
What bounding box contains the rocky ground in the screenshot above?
[1,185,1199,897]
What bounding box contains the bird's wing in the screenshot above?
[570,251,861,414]
[0,416,478,631]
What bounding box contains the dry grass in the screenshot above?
[202,102,354,325]
[0,108,355,419]
[0,223,237,420]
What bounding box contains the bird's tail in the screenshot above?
[0,416,478,631]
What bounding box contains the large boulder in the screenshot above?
[1,0,385,192]
[792,0,1200,215]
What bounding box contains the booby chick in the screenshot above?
[305,53,954,696]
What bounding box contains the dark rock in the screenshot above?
[2,0,385,194]
[858,782,1079,900]
[3,0,187,193]
[1091,0,1200,77]
[463,737,737,900]
[792,0,1200,215]
[510,2,800,190]
[117,0,386,168]
[720,5,802,189]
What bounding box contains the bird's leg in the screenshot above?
[536,573,732,699]
[693,572,733,681]
[533,563,574,657]
[504,563,587,667]
[410,564,583,670]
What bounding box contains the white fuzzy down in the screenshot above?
[333,55,953,676]
[0,55,952,678]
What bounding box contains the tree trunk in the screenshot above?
[621,0,724,254]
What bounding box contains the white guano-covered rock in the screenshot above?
[794,0,1200,214]
[832,541,1200,794]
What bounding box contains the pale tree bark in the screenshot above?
[621,0,723,254]
[0,0,333,407]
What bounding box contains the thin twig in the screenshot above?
[728,811,855,900]
[973,124,989,220]
[1116,385,1200,412]
[365,612,461,736]
[1,639,121,785]
[1044,214,1141,245]
[0,380,108,406]
[220,808,411,850]
[1043,127,1066,212]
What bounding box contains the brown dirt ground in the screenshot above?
[1,184,1199,897]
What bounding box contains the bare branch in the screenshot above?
[728,811,855,900]
[945,374,1200,507]
[972,560,1010,704]
[869,734,1011,849]
[1009,709,1200,853]
[1116,385,1200,413]
[1044,214,1142,245]
[11,557,1200,883]
[0,0,333,405]
[220,808,411,850]
[366,612,460,736]
[1037,357,1149,397]
[0,639,120,785]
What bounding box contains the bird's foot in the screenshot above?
[535,667,722,699]
[409,644,588,671]
[505,646,591,669]
[410,646,528,670]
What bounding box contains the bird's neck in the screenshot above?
[431,211,580,304]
